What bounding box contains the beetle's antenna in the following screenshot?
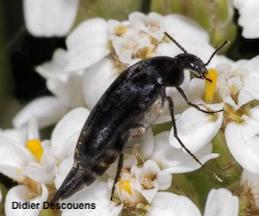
[204,41,230,66]
[164,32,187,53]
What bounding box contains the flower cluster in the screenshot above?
[1,4,259,216]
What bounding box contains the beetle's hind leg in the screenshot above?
[110,154,124,201]
[176,87,223,113]
[166,95,203,166]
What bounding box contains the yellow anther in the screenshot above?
[118,180,132,195]
[26,139,43,161]
[204,68,218,103]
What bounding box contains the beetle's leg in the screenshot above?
[166,96,202,166]
[111,153,124,201]
[176,87,223,113]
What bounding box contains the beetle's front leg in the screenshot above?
[165,95,202,166]
[176,87,223,114]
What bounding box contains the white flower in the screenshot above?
[129,12,165,40]
[182,56,259,174]
[0,119,55,183]
[2,108,90,215]
[5,184,48,216]
[13,47,90,129]
[186,55,259,111]
[147,192,201,216]
[50,107,90,188]
[113,168,145,206]
[169,104,223,152]
[50,107,89,161]
[61,181,122,216]
[204,188,239,216]
[151,132,219,174]
[65,18,110,72]
[131,160,172,203]
[83,57,118,109]
[225,106,259,174]
[151,103,222,173]
[148,188,238,216]
[234,0,259,38]
[110,27,155,65]
[23,0,79,37]
[107,157,171,206]
[13,19,110,128]
[13,96,69,128]
[217,56,259,109]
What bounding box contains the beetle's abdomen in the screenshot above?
[51,147,121,203]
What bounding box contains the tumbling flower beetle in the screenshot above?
[51,32,229,203]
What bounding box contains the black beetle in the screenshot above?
[51,32,228,203]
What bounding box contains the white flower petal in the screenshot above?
[164,15,209,42]
[143,160,160,174]
[83,58,118,109]
[61,181,122,216]
[130,160,172,203]
[24,145,56,184]
[238,69,259,107]
[169,104,223,152]
[24,164,55,184]
[23,0,79,37]
[242,169,259,185]
[55,157,73,189]
[5,184,48,216]
[36,48,71,82]
[129,12,165,40]
[65,18,110,72]
[139,187,158,204]
[204,188,239,216]
[152,132,218,173]
[234,0,259,38]
[157,171,172,190]
[225,107,259,173]
[47,73,86,107]
[27,118,40,140]
[0,137,34,181]
[0,128,27,146]
[51,107,89,160]
[13,96,69,128]
[147,192,201,216]
[163,15,222,66]
[186,78,205,104]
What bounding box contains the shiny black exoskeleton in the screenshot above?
[51,33,228,203]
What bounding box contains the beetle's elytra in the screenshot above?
[51,32,228,203]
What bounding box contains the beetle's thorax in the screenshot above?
[147,56,184,87]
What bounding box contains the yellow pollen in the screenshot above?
[204,68,218,103]
[114,25,128,36]
[26,139,43,161]
[118,180,132,195]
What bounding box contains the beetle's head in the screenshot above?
[175,53,209,80]
[164,32,229,82]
